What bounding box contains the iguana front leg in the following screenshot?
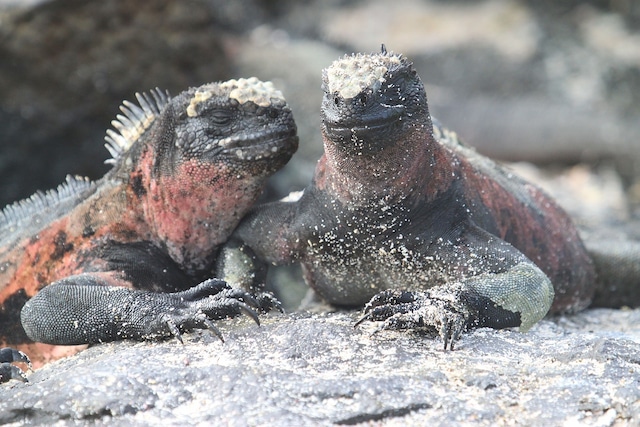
[357,227,555,350]
[20,275,261,345]
[215,238,283,313]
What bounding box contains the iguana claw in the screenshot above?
[157,280,267,342]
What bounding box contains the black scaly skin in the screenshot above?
[222,48,638,350]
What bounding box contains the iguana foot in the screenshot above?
[355,289,472,350]
[0,348,31,383]
[21,277,281,345]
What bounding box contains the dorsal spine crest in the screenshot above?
[104,88,170,165]
[0,175,95,233]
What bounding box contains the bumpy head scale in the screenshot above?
[187,77,285,117]
[324,50,408,99]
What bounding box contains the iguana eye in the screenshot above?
[208,110,234,126]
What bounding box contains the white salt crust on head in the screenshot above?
[187,77,285,117]
[325,53,403,99]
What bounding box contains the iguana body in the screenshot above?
[0,78,298,372]
[225,50,635,349]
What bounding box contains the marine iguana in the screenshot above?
[221,48,638,350]
[0,77,298,378]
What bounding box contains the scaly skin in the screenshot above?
[0,78,298,372]
[224,50,602,349]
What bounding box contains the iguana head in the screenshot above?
[107,77,298,178]
[321,47,430,156]
[105,78,298,271]
[317,49,435,203]
[174,78,298,175]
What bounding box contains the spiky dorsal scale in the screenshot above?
[0,175,96,239]
[104,88,170,165]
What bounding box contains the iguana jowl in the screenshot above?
[223,49,637,349]
[0,77,298,373]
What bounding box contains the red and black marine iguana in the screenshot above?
[221,48,640,350]
[0,77,298,380]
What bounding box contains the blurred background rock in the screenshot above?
[1,0,638,305]
[2,0,639,201]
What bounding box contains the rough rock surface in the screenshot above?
[1,309,639,426]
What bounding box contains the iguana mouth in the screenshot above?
[324,104,405,137]
[217,129,298,161]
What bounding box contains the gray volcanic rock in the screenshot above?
[1,309,639,426]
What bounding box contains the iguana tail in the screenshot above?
[584,239,640,308]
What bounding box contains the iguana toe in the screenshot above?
[0,348,31,383]
[0,363,28,383]
[254,292,284,314]
[356,290,471,350]
[0,347,32,370]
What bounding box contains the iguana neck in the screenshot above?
[315,123,456,207]
[132,147,261,274]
